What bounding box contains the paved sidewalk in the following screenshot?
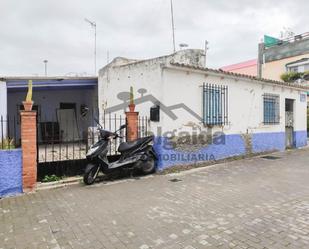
[1,148,309,249]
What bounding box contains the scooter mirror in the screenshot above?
[94,117,103,129]
[120,124,127,130]
[94,117,100,124]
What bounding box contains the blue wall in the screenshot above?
[154,131,307,171]
[252,132,286,153]
[0,149,22,197]
[294,130,308,148]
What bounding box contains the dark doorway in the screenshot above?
[285,99,294,148]
[60,103,76,110]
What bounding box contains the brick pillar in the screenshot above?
[126,111,139,141]
[21,111,37,191]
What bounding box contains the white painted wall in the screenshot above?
[161,67,307,135]
[99,56,165,133]
[99,51,307,138]
[0,81,7,118]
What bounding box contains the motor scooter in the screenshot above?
[83,118,157,185]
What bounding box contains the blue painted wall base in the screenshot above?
[154,134,246,171]
[252,132,285,153]
[294,130,308,148]
[154,130,308,171]
[0,149,22,197]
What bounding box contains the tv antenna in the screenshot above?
[204,40,209,67]
[85,18,97,75]
[179,43,189,50]
[43,60,48,76]
[170,0,176,53]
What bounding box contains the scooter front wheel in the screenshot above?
[83,164,100,185]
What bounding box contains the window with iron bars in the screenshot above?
[263,94,280,124]
[202,83,228,126]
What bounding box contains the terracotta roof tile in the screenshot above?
[170,62,309,91]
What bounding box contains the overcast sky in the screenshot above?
[0,0,308,76]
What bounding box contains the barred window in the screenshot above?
[263,94,280,124]
[202,83,228,125]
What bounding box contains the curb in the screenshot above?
[36,176,82,191]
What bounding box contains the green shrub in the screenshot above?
[281,71,309,82]
[0,138,15,150]
[42,174,62,182]
[280,72,303,82]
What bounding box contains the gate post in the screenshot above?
[125,103,139,141]
[20,108,37,191]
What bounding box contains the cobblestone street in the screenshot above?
[1,148,309,249]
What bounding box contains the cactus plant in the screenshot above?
[129,86,134,105]
[26,80,33,102]
[128,86,136,112]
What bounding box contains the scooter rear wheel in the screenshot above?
[83,164,100,185]
[140,156,156,174]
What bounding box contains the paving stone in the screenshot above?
[1,148,309,248]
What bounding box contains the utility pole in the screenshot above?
[43,60,48,76]
[170,0,176,53]
[204,40,209,67]
[85,18,97,75]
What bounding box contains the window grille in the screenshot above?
[263,94,280,124]
[202,83,228,125]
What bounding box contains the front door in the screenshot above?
[285,99,294,148]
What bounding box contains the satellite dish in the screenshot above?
[179,43,189,49]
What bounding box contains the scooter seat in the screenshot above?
[118,140,140,152]
[118,136,153,153]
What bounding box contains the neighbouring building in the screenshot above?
[285,58,309,74]
[258,32,309,81]
[220,59,257,76]
[0,76,98,145]
[99,49,308,170]
[221,32,309,83]
[0,81,7,118]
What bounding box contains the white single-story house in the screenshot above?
[0,76,98,145]
[99,49,308,170]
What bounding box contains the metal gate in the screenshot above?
[36,110,149,179]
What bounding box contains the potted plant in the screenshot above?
[22,80,33,111]
[128,86,135,112]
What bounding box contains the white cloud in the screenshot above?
[0,0,307,75]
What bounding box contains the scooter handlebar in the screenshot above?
[112,133,124,139]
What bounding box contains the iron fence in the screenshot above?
[37,110,149,164]
[264,32,309,49]
[0,115,19,150]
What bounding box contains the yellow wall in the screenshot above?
[262,53,309,81]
